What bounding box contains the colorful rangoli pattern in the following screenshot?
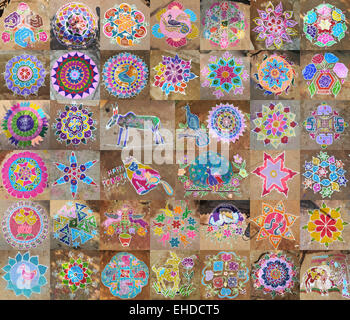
[252,102,297,148]
[101,252,149,299]
[201,51,248,98]
[201,251,249,299]
[53,103,96,146]
[52,152,98,199]
[302,53,348,98]
[207,103,246,144]
[303,151,347,198]
[202,1,246,49]
[2,2,48,48]
[304,103,348,148]
[304,3,347,47]
[151,202,198,249]
[2,201,48,249]
[52,2,97,48]
[252,152,298,197]
[304,202,348,248]
[2,251,47,298]
[51,51,99,99]
[1,151,48,199]
[152,54,197,96]
[5,54,46,97]
[103,3,147,47]
[1,102,48,147]
[178,152,249,199]
[102,52,148,98]
[252,252,298,298]
[152,1,198,48]
[252,201,297,249]
[53,202,97,248]
[255,54,296,97]
[253,1,298,49]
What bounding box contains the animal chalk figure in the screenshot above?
[152,251,181,294]
[106,104,164,148]
[303,266,335,296]
[16,263,37,289]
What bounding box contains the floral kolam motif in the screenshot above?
[302,53,348,98]
[304,3,347,47]
[103,3,148,47]
[2,201,48,249]
[52,2,98,48]
[1,151,48,199]
[4,54,46,97]
[152,1,198,48]
[1,102,48,147]
[51,51,99,99]
[202,1,246,49]
[102,52,148,98]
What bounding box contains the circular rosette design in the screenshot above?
[4,55,46,97]
[103,3,148,47]
[1,102,48,148]
[101,252,149,299]
[256,55,295,96]
[2,201,48,249]
[51,51,99,99]
[52,2,98,48]
[207,103,246,144]
[302,53,348,98]
[252,252,298,297]
[252,102,298,148]
[202,1,246,49]
[152,1,198,48]
[53,103,96,146]
[304,3,347,47]
[102,52,148,98]
[1,151,48,199]
[2,251,48,298]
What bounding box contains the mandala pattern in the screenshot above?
[152,54,197,96]
[103,3,148,47]
[178,152,249,199]
[1,151,48,199]
[51,51,99,99]
[151,202,198,249]
[2,2,48,48]
[303,53,348,98]
[1,102,48,147]
[303,151,347,198]
[102,52,148,98]
[252,201,297,249]
[53,202,97,248]
[152,1,198,48]
[304,3,347,47]
[4,54,46,97]
[252,252,298,298]
[2,201,48,249]
[201,251,249,299]
[304,103,348,148]
[2,251,47,298]
[53,103,96,146]
[255,54,296,97]
[101,252,149,299]
[201,51,248,98]
[207,103,246,144]
[252,102,297,148]
[52,2,97,48]
[202,1,246,49]
[52,151,98,199]
[253,1,298,49]
[204,203,247,246]
[304,202,348,248]
[252,152,298,197]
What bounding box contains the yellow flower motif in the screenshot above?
[332,10,342,22]
[154,63,166,76]
[154,226,163,236]
[331,182,339,191]
[137,227,146,236]
[107,225,115,235]
[312,156,320,166]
